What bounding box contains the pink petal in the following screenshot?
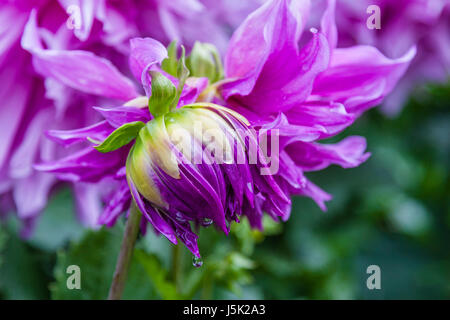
[312,45,416,115]
[129,37,168,82]
[22,10,138,101]
[286,136,371,171]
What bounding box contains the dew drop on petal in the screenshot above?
[192,256,203,268]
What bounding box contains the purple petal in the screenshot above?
[320,0,337,53]
[13,172,55,220]
[222,0,331,114]
[129,37,168,82]
[73,182,102,228]
[93,105,151,128]
[277,150,306,190]
[169,217,200,258]
[58,0,98,41]
[9,109,50,179]
[222,0,330,114]
[127,175,178,244]
[22,10,138,101]
[34,147,127,182]
[286,136,371,171]
[0,4,28,63]
[99,179,131,227]
[98,5,138,52]
[291,179,332,211]
[284,101,355,138]
[224,0,310,81]
[178,77,209,106]
[150,150,228,234]
[46,121,114,146]
[0,53,31,169]
[260,112,325,146]
[312,45,417,115]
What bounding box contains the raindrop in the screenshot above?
[201,218,213,226]
[192,256,203,268]
[175,212,187,222]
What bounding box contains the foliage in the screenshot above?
[93,121,145,153]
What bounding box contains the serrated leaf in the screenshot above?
[94,121,145,153]
[148,71,177,117]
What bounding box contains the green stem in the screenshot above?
[108,204,142,300]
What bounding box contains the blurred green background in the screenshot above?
[0,83,449,300]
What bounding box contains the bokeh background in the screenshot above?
[1,82,448,300]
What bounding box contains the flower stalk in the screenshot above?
[108,203,142,300]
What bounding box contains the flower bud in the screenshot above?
[187,42,224,83]
[126,103,289,257]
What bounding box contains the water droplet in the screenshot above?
[175,212,187,222]
[192,256,203,268]
[201,218,213,226]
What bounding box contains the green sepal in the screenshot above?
[92,121,145,153]
[148,71,177,117]
[156,42,190,113]
[161,41,178,76]
[172,45,190,111]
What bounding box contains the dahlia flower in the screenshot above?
[0,0,261,233]
[312,0,449,116]
[35,0,415,257]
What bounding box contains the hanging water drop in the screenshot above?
[192,256,203,268]
[201,218,213,226]
[175,212,187,222]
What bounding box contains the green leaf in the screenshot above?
[134,249,179,299]
[0,226,7,271]
[94,121,145,153]
[148,71,177,117]
[187,42,223,83]
[50,226,160,300]
[0,230,50,299]
[161,41,178,76]
[169,45,190,112]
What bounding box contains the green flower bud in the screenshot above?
[187,42,224,83]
